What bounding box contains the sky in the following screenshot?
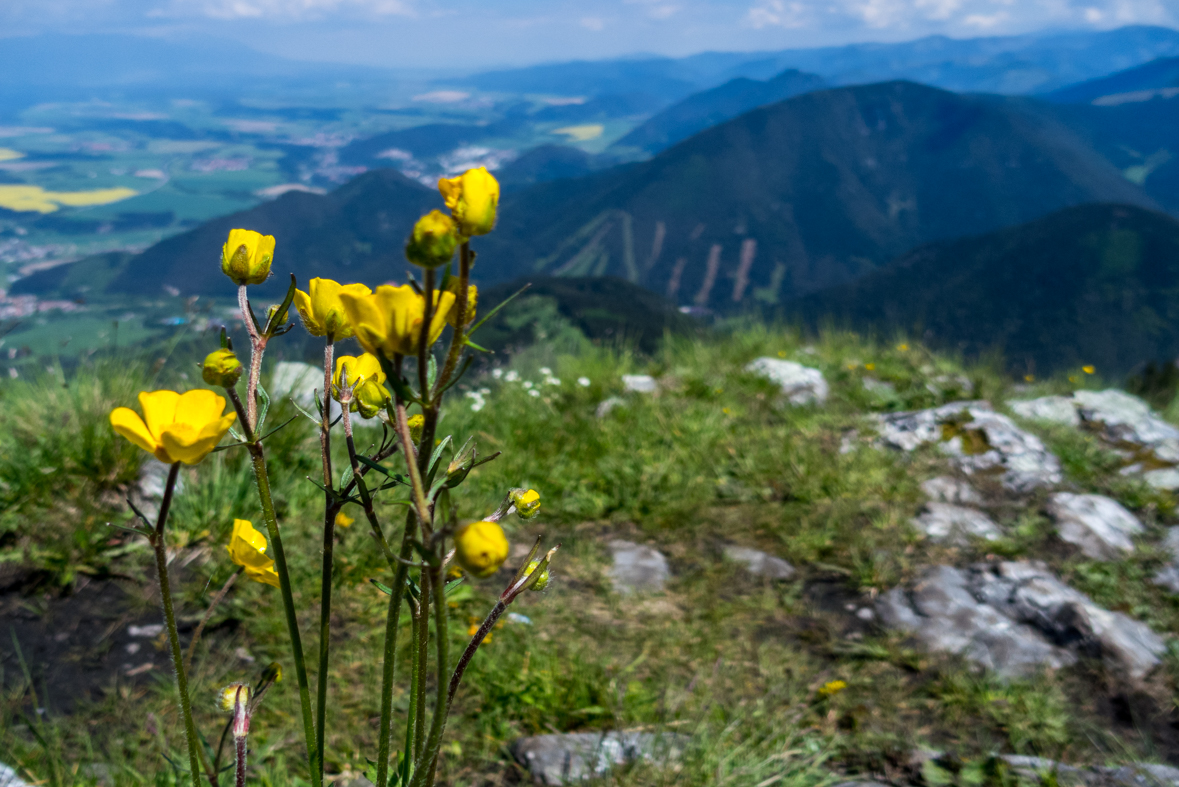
[2,0,1178,68]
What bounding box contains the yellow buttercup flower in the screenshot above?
[1082,365,1095,374]
[405,210,460,268]
[293,278,372,341]
[407,414,425,443]
[221,229,275,286]
[201,348,242,388]
[454,520,509,578]
[333,353,391,418]
[338,284,456,358]
[438,167,499,237]
[226,519,281,588]
[110,390,236,465]
[445,282,478,329]
[818,680,847,697]
[218,683,251,712]
[335,510,355,529]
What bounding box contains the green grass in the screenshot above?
[0,323,1176,785]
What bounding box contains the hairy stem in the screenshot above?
[410,563,449,787]
[315,338,335,776]
[375,517,413,787]
[234,736,247,787]
[150,463,203,787]
[447,600,506,708]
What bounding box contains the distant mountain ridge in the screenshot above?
[790,203,1179,376]
[1047,55,1179,104]
[610,69,827,155]
[477,80,1157,308]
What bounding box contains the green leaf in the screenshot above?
[468,283,531,337]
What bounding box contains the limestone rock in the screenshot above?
[879,561,1165,681]
[722,546,795,580]
[621,374,657,394]
[1074,389,1179,450]
[131,459,184,522]
[912,503,1002,545]
[1046,493,1143,560]
[876,402,1062,492]
[746,358,829,405]
[0,763,31,787]
[269,361,342,419]
[877,565,1072,677]
[921,476,983,505]
[1009,396,1081,427]
[1143,468,1179,491]
[511,731,686,785]
[1152,528,1179,594]
[607,540,670,594]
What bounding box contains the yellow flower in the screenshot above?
[897,343,909,352]
[818,680,847,697]
[405,210,460,268]
[445,281,478,328]
[334,353,390,418]
[221,228,275,286]
[226,519,281,587]
[338,284,456,358]
[293,278,372,341]
[524,559,550,592]
[438,167,499,237]
[335,510,355,529]
[864,363,875,371]
[454,520,509,578]
[201,348,242,388]
[110,390,237,465]
[218,683,251,712]
[510,488,541,519]
[1024,374,1035,382]
[1082,365,1095,374]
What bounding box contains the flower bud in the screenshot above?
[354,378,391,419]
[221,229,274,286]
[267,302,289,327]
[202,348,242,388]
[510,488,541,519]
[454,520,508,578]
[524,559,550,592]
[438,167,499,237]
[218,683,251,713]
[407,414,424,443]
[405,210,459,268]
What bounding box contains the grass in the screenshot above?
[0,322,1176,785]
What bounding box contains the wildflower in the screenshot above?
[818,680,847,697]
[334,354,390,419]
[404,209,460,268]
[722,407,731,415]
[445,281,477,328]
[438,167,499,237]
[293,278,372,341]
[226,519,280,587]
[407,413,425,443]
[510,488,541,519]
[504,370,519,382]
[492,369,504,380]
[528,389,540,398]
[335,510,355,529]
[464,391,486,412]
[523,380,533,389]
[338,284,455,358]
[454,520,509,578]
[110,390,236,465]
[201,348,242,388]
[1082,365,1095,374]
[777,350,786,358]
[539,367,552,376]
[577,377,591,387]
[865,363,875,371]
[221,228,274,286]
[897,343,909,352]
[1024,374,1035,382]
[219,683,251,712]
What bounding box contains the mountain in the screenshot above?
[1046,56,1179,104]
[449,25,1179,103]
[495,146,604,190]
[475,81,1157,308]
[789,204,1179,376]
[105,169,438,297]
[610,69,827,156]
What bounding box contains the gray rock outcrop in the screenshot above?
[912,503,1003,545]
[1010,396,1081,427]
[921,476,983,505]
[745,358,829,405]
[1152,528,1179,594]
[607,540,670,594]
[722,546,796,580]
[511,731,687,785]
[879,561,1165,681]
[1046,493,1143,560]
[621,374,658,394]
[876,402,1062,492]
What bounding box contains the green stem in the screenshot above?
[315,339,336,777]
[433,241,470,400]
[410,564,449,787]
[411,580,429,764]
[247,443,320,787]
[375,516,413,787]
[150,462,203,787]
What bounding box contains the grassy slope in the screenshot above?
[0,325,1177,786]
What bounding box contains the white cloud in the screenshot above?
[746,0,810,29]
[156,0,414,21]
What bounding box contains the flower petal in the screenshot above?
[110,407,158,454]
[139,390,180,442]
[174,389,224,430]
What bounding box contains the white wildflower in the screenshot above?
[492,368,504,380]
[504,370,519,382]
[528,389,540,398]
[577,377,591,387]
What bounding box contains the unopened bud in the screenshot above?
[510,488,541,519]
[407,414,424,444]
[202,348,242,388]
[524,559,550,592]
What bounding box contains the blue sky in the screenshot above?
[3,0,1178,68]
